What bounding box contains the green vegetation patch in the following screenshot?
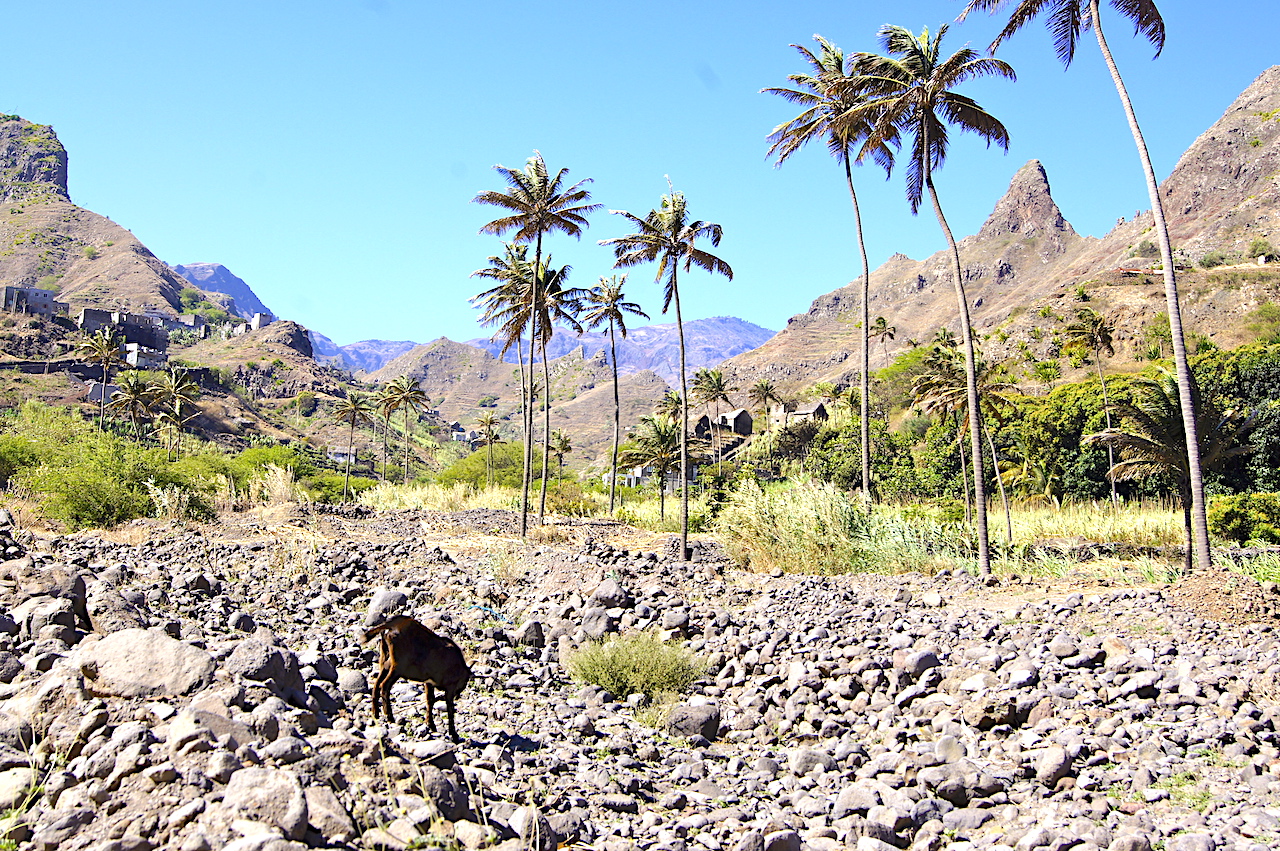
[566,631,705,702]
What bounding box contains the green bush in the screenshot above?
[303,472,377,503]
[565,631,705,702]
[545,481,598,517]
[1208,493,1280,545]
[436,442,541,489]
[293,391,318,416]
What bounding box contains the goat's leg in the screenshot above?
[445,690,460,743]
[381,670,400,723]
[425,682,437,733]
[371,666,388,719]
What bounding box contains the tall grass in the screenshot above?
[615,491,712,534]
[1002,500,1184,547]
[358,481,519,512]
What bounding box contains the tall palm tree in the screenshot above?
[375,383,400,481]
[1064,306,1119,503]
[107,371,158,440]
[602,188,733,560]
[581,274,649,513]
[474,153,600,537]
[531,258,587,523]
[332,392,375,501]
[1085,369,1253,571]
[475,412,502,488]
[472,243,537,513]
[386,375,429,484]
[764,34,897,505]
[853,24,1015,574]
[960,0,1209,571]
[748,378,782,425]
[692,368,738,465]
[77,329,126,429]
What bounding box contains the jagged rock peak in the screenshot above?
[975,159,1074,242]
[0,116,69,203]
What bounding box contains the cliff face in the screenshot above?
[0,117,191,316]
[0,118,68,203]
[172,263,274,319]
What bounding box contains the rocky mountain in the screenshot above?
[722,66,1280,400]
[308,331,420,375]
[0,117,197,318]
[171,262,273,319]
[367,338,669,468]
[466,316,774,387]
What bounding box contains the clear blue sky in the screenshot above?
[4,1,1271,346]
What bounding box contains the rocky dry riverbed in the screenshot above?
[0,505,1278,851]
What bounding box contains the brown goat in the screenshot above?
[363,615,471,742]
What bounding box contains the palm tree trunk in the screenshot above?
[845,156,873,504]
[1091,0,1209,571]
[923,133,990,574]
[344,421,355,501]
[539,334,551,523]
[985,421,1013,546]
[522,323,535,537]
[403,408,413,485]
[673,270,690,561]
[608,321,621,514]
[1095,347,1118,505]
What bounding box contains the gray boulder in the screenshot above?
[79,629,214,698]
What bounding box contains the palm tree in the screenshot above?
[749,378,782,425]
[913,341,1018,544]
[385,375,429,484]
[765,35,898,506]
[375,383,400,481]
[692,368,738,465]
[1064,306,1119,503]
[618,415,683,522]
[475,412,502,488]
[107,371,158,440]
[474,152,600,536]
[961,0,1209,570]
[655,390,683,420]
[853,24,1015,574]
[531,258,587,523]
[472,242,537,516]
[581,274,649,513]
[602,188,733,560]
[870,316,897,365]
[154,368,200,459]
[1085,369,1253,571]
[332,392,375,501]
[77,329,126,429]
[551,430,572,491]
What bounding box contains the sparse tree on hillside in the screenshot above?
[77,329,126,429]
[853,24,1015,574]
[655,390,682,420]
[870,316,897,365]
[764,34,897,505]
[107,371,158,440]
[475,412,502,488]
[551,430,572,491]
[693,368,737,465]
[603,189,733,560]
[581,274,649,513]
[749,378,782,424]
[375,384,399,481]
[474,152,600,537]
[332,392,375,501]
[1066,311,1119,505]
[960,0,1210,570]
[386,375,428,484]
[154,368,200,460]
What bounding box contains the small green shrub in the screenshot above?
[1208,493,1280,545]
[1200,250,1232,269]
[1249,237,1278,261]
[81,245,98,260]
[566,631,705,702]
[304,473,377,503]
[1131,239,1158,257]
